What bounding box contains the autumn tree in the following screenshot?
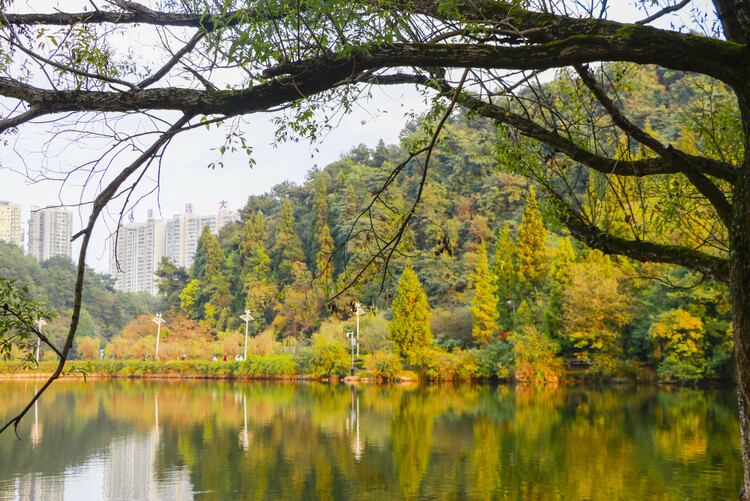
[470,242,499,346]
[5,2,750,496]
[515,187,549,299]
[492,223,517,331]
[390,263,432,358]
[312,174,334,286]
[273,198,305,285]
[546,238,576,341]
[650,308,707,381]
[562,252,631,375]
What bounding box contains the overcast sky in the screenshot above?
[1,84,426,272]
[0,0,707,273]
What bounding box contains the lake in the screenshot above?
[0,380,742,500]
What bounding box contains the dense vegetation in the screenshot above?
[0,242,158,360]
[0,65,730,382]
[3,65,731,382]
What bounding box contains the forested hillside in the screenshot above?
[4,65,735,381]
[0,242,158,359]
[115,65,730,381]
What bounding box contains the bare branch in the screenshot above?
[0,113,193,436]
[137,30,206,89]
[636,0,692,25]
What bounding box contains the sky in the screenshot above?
[1,85,426,272]
[0,0,709,272]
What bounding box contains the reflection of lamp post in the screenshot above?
[349,386,363,461]
[34,318,46,362]
[239,310,254,361]
[152,314,165,360]
[354,302,365,357]
[239,391,250,450]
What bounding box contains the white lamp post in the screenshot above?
[345,331,355,368]
[239,310,254,361]
[34,318,46,363]
[354,302,365,357]
[152,314,165,360]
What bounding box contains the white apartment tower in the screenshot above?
[110,206,239,295]
[27,206,73,262]
[110,218,166,295]
[0,201,23,249]
[165,208,240,269]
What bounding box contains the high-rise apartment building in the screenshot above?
[27,206,73,262]
[0,201,23,249]
[109,218,166,295]
[110,207,239,295]
[165,209,240,269]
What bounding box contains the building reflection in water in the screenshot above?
[5,390,194,501]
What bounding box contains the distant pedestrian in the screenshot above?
[212,356,217,361]
[223,355,228,361]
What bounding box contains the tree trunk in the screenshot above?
[732,158,750,500]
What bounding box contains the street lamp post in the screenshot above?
[152,314,165,360]
[354,302,365,357]
[239,310,254,361]
[34,318,46,363]
[345,331,355,373]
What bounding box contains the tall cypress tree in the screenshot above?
[312,175,334,285]
[546,237,576,338]
[273,198,305,284]
[241,211,270,279]
[516,186,548,298]
[389,262,432,358]
[193,225,224,282]
[492,223,517,331]
[470,241,500,345]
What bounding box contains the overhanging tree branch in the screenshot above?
[548,191,730,282]
[0,113,193,436]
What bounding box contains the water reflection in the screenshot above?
[0,382,742,500]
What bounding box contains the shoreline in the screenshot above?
[0,360,734,386]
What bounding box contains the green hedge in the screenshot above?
[0,356,303,378]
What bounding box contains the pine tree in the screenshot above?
[273,198,305,284]
[470,241,499,345]
[389,263,432,358]
[492,223,517,331]
[516,186,549,298]
[312,174,334,285]
[193,225,224,282]
[546,237,576,338]
[241,212,270,278]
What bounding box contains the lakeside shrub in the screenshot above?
[510,326,564,383]
[411,347,479,381]
[305,334,350,377]
[363,350,402,379]
[472,340,514,379]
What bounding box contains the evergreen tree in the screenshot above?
[193,225,224,282]
[516,186,549,298]
[470,241,499,346]
[546,237,576,339]
[389,263,432,358]
[312,174,334,285]
[273,198,305,284]
[155,256,189,313]
[492,223,517,330]
[241,212,271,279]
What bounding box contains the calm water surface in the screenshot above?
[0,381,742,500]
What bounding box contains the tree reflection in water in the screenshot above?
[0,381,742,500]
